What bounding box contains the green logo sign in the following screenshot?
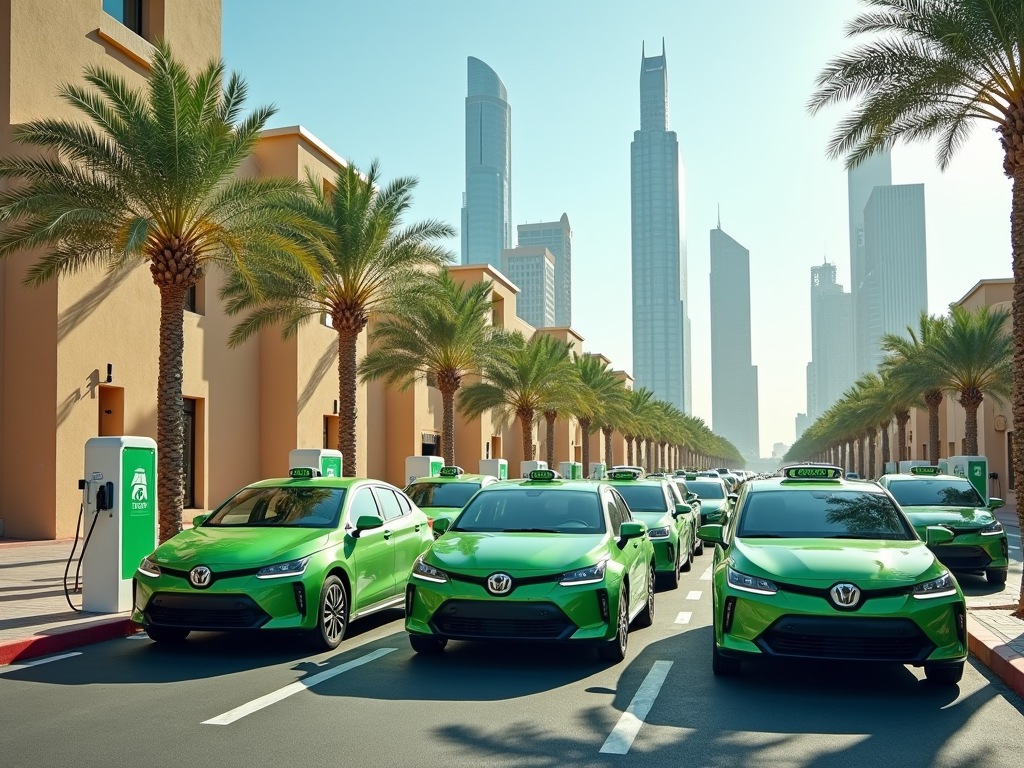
[439,466,461,477]
[910,466,940,476]
[290,467,318,479]
[529,469,556,481]
[784,466,842,480]
[321,456,342,478]
[121,447,156,580]
[609,470,639,481]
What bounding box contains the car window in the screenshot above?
[374,487,406,521]
[687,481,726,499]
[603,491,623,535]
[347,487,382,527]
[667,482,684,505]
[886,479,985,508]
[611,490,633,523]
[405,481,481,509]
[206,487,345,528]
[615,484,668,512]
[737,489,914,540]
[452,489,605,533]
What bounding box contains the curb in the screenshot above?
[0,618,140,666]
[0,537,76,550]
[967,615,1024,699]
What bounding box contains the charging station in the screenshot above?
[520,460,548,478]
[589,462,607,479]
[289,449,343,478]
[406,455,444,485]
[479,459,508,479]
[947,455,989,500]
[81,436,157,613]
[558,461,583,479]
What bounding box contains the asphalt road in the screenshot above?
[3,552,1024,768]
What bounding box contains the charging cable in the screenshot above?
[62,482,103,613]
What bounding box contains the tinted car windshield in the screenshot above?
[205,487,345,528]
[886,479,985,508]
[615,484,668,512]
[737,489,914,540]
[686,481,725,499]
[452,489,606,533]
[405,481,480,509]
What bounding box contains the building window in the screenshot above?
[426,372,438,389]
[323,415,340,450]
[185,277,205,315]
[183,398,197,508]
[103,0,144,36]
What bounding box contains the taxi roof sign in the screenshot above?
[910,465,941,476]
[783,466,842,480]
[439,466,464,477]
[685,474,698,481]
[289,466,320,479]
[528,469,557,481]
[608,469,641,481]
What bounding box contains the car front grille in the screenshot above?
[933,545,992,570]
[757,616,934,662]
[145,593,271,630]
[430,600,576,640]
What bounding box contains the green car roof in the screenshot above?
[247,476,364,490]
[409,474,493,484]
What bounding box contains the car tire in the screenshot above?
[924,662,964,685]
[409,633,448,655]
[987,568,1008,585]
[145,625,189,644]
[712,633,741,676]
[695,536,705,557]
[307,575,348,651]
[681,538,694,572]
[634,565,656,628]
[598,586,630,663]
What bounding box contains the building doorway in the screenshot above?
[98,386,124,436]
[421,432,440,456]
[183,398,197,509]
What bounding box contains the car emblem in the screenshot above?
[486,572,513,596]
[188,565,213,589]
[830,582,860,608]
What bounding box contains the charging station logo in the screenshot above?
[131,468,148,503]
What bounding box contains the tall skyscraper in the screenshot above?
[630,41,691,412]
[462,57,511,270]
[518,214,571,326]
[709,226,759,457]
[808,261,856,419]
[502,246,556,328]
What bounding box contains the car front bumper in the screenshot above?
[928,531,1009,572]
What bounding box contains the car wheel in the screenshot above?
[598,586,630,663]
[924,662,964,685]
[681,537,694,572]
[987,568,1008,585]
[409,633,448,655]
[695,535,705,557]
[634,565,656,628]
[308,575,348,651]
[145,625,189,644]
[712,632,741,676]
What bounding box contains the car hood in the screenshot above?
[733,538,939,586]
[633,511,673,529]
[900,506,996,530]
[153,527,330,568]
[428,532,608,573]
[421,506,463,521]
[698,499,726,512]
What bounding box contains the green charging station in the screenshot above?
[289,449,343,478]
[948,455,988,500]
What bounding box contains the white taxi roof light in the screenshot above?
[783,466,843,481]
[608,469,642,481]
[528,469,557,481]
[910,466,941,476]
[439,466,465,477]
[289,467,321,479]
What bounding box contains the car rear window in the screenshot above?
[206,487,345,528]
[737,489,914,540]
[405,482,480,509]
[452,489,606,533]
[615,484,668,512]
[686,481,725,499]
[886,479,984,508]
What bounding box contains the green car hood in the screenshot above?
[733,538,939,586]
[154,527,330,568]
[900,505,995,531]
[421,506,462,522]
[699,499,726,513]
[633,511,673,530]
[429,532,607,573]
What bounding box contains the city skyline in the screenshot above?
[518,215,572,327]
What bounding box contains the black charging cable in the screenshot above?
[62,485,103,613]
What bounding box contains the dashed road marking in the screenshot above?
[674,612,692,625]
[599,660,673,754]
[700,566,712,580]
[0,652,81,673]
[685,590,703,600]
[202,647,396,725]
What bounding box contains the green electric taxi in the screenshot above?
[878,466,1010,585]
[681,474,733,525]
[698,466,968,684]
[405,469,657,663]
[606,469,696,589]
[404,467,500,531]
[133,468,434,650]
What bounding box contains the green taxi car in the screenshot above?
[606,469,696,589]
[698,466,968,684]
[878,466,1009,585]
[405,469,657,663]
[404,467,499,531]
[680,474,733,526]
[133,468,434,650]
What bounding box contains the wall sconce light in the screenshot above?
[106,363,113,383]
[333,400,338,415]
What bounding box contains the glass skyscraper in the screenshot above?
[462,57,512,270]
[630,42,691,413]
[517,214,571,326]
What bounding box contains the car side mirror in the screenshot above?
[686,492,698,502]
[697,524,724,546]
[432,517,451,536]
[989,497,1005,510]
[354,515,384,537]
[925,525,954,546]
[619,521,646,541]
[190,513,209,528]
[727,494,739,504]
[674,503,689,517]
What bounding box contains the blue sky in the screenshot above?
[223,0,1011,457]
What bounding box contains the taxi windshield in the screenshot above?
[886,479,984,508]
[615,484,668,512]
[205,487,345,528]
[405,481,480,509]
[686,481,725,499]
[452,489,606,533]
[737,489,914,540]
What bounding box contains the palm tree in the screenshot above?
[0,44,311,541]
[459,333,579,464]
[930,305,1013,455]
[624,388,656,467]
[223,162,453,476]
[357,269,505,466]
[573,354,629,474]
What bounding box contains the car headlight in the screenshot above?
[727,566,777,595]
[560,560,607,586]
[412,555,449,584]
[980,521,1004,536]
[137,557,161,578]
[912,571,957,599]
[256,557,310,579]
[647,526,671,539]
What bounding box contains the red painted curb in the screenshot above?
[0,618,140,666]
[968,618,1024,700]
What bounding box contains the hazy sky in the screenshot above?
[223,0,1011,458]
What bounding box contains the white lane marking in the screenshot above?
[600,660,673,754]
[685,590,703,600]
[1010,546,1020,551]
[126,633,148,640]
[1,652,81,673]
[700,566,712,581]
[202,647,396,725]
[674,612,692,625]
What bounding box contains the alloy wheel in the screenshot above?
[322,582,347,644]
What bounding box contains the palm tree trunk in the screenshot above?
[626,436,634,466]
[337,328,359,477]
[867,429,876,480]
[440,385,457,466]
[519,409,535,462]
[961,389,983,456]
[857,436,865,477]
[157,285,187,542]
[880,421,891,469]
[544,411,557,467]
[895,410,910,463]
[603,426,614,471]
[580,417,592,475]
[645,438,653,473]
[925,390,942,464]
[1011,166,1024,617]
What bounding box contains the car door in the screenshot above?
[345,486,396,609]
[372,485,426,588]
[609,489,647,611]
